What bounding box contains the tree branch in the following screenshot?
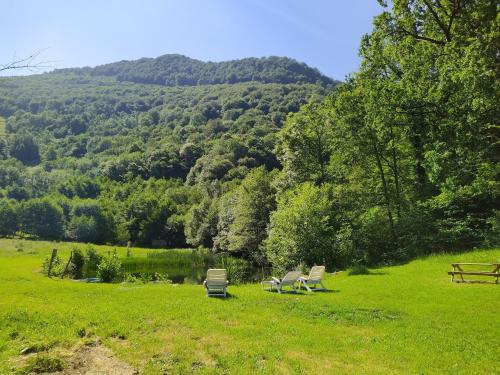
[422,0,452,42]
[0,50,53,73]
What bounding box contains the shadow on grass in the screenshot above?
[207,292,238,300]
[348,271,388,277]
[261,289,308,296]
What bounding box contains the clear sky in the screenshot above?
[1,0,382,80]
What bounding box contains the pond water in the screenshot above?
[121,259,210,284]
[86,250,269,284]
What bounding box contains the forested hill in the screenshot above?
[55,54,335,86]
[0,54,332,249]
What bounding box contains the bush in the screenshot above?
[41,253,64,277]
[123,272,171,284]
[70,248,85,279]
[348,264,370,276]
[97,253,122,282]
[84,246,103,276]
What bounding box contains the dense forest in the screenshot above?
[0,0,498,272]
[59,54,335,86]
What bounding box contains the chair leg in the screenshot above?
[319,281,326,290]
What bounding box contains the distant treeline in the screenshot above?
[56,55,335,87]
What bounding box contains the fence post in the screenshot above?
[47,249,58,277]
[61,251,74,279]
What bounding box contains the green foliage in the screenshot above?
[8,134,40,165]
[265,183,349,272]
[19,198,64,240]
[214,167,276,263]
[0,198,19,237]
[41,252,64,277]
[123,271,172,284]
[97,252,122,282]
[84,245,103,275]
[277,99,334,185]
[69,248,85,279]
[71,54,334,86]
[271,0,499,267]
[184,196,219,248]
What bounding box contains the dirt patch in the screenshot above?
[59,345,137,375]
[16,344,137,375]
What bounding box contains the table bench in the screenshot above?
[448,263,500,284]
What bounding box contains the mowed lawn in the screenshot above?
[0,240,498,374]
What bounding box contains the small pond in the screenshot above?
[86,250,269,284]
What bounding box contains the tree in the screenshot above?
[218,167,276,263]
[0,199,19,237]
[265,183,346,272]
[184,197,219,248]
[69,215,100,244]
[276,99,334,185]
[9,134,40,165]
[19,198,64,240]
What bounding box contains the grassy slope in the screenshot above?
[0,239,498,374]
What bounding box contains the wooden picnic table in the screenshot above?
[448,263,500,284]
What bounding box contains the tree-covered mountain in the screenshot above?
[0,55,332,249]
[56,54,335,86]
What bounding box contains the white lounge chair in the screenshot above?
[262,271,301,293]
[203,269,229,297]
[298,266,326,291]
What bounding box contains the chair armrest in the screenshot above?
[272,277,281,284]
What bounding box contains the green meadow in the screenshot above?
[0,239,498,374]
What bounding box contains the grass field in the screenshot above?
[0,239,498,374]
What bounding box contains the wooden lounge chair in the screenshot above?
[262,271,301,293]
[203,269,229,297]
[298,266,326,291]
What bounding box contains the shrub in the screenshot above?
[41,253,64,277]
[70,248,85,279]
[348,264,370,276]
[97,253,122,282]
[84,246,102,276]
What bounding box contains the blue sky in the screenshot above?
[2,1,382,79]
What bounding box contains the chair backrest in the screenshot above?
[308,266,325,281]
[281,271,301,284]
[206,269,227,287]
